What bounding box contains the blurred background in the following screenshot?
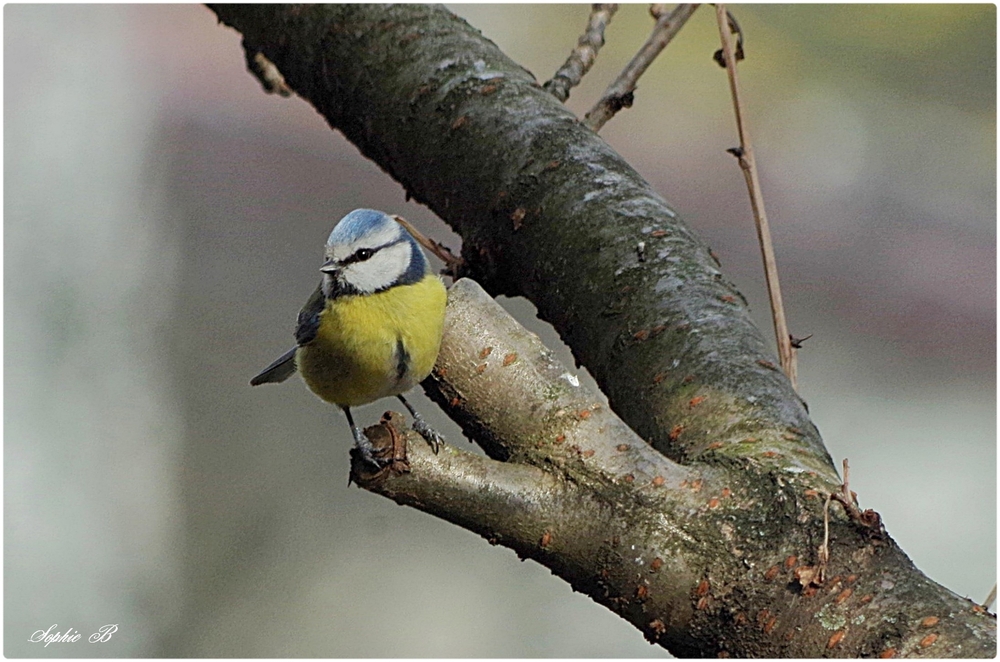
[5,4,994,657]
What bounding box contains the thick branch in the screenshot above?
[353,427,599,554]
[351,421,709,655]
[422,280,693,481]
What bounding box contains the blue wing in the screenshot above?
[250,347,297,385]
[250,283,326,386]
[295,283,326,345]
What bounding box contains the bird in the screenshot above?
[251,209,448,467]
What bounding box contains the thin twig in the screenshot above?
[544,4,619,103]
[983,584,997,611]
[714,4,796,389]
[392,215,464,278]
[834,459,883,522]
[818,458,887,582]
[583,4,699,132]
[819,492,832,582]
[830,458,862,519]
[818,460,847,584]
[712,9,744,68]
[789,333,813,349]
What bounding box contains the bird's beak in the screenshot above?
[320,258,338,274]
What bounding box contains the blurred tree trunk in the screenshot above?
[209,4,996,657]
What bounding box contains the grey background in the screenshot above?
[5,4,995,657]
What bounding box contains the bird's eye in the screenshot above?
[355,248,374,261]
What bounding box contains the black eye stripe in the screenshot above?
[338,238,404,267]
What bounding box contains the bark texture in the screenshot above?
[209,4,996,657]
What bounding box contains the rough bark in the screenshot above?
[209,4,996,657]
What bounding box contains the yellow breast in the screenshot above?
[296,275,447,407]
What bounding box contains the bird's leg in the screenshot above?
[342,406,384,467]
[396,394,443,453]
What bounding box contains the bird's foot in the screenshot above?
[351,427,388,468]
[411,412,444,453]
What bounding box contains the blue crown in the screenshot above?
[327,209,399,246]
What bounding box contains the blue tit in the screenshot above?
[251,209,448,466]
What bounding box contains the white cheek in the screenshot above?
[344,242,411,293]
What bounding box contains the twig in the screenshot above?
[983,584,997,611]
[714,4,796,390]
[830,458,862,519]
[789,333,813,349]
[835,459,882,522]
[712,9,744,68]
[818,492,832,582]
[583,4,699,132]
[245,49,292,97]
[817,461,846,583]
[543,4,619,103]
[820,459,855,580]
[392,215,464,278]
[818,459,886,582]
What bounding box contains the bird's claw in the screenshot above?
[412,417,444,453]
[351,429,389,468]
[358,446,389,469]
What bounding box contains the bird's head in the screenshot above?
[320,209,429,298]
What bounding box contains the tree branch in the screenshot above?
[349,279,994,657]
[210,5,997,656]
[584,4,699,132]
[715,4,796,388]
[543,4,618,103]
